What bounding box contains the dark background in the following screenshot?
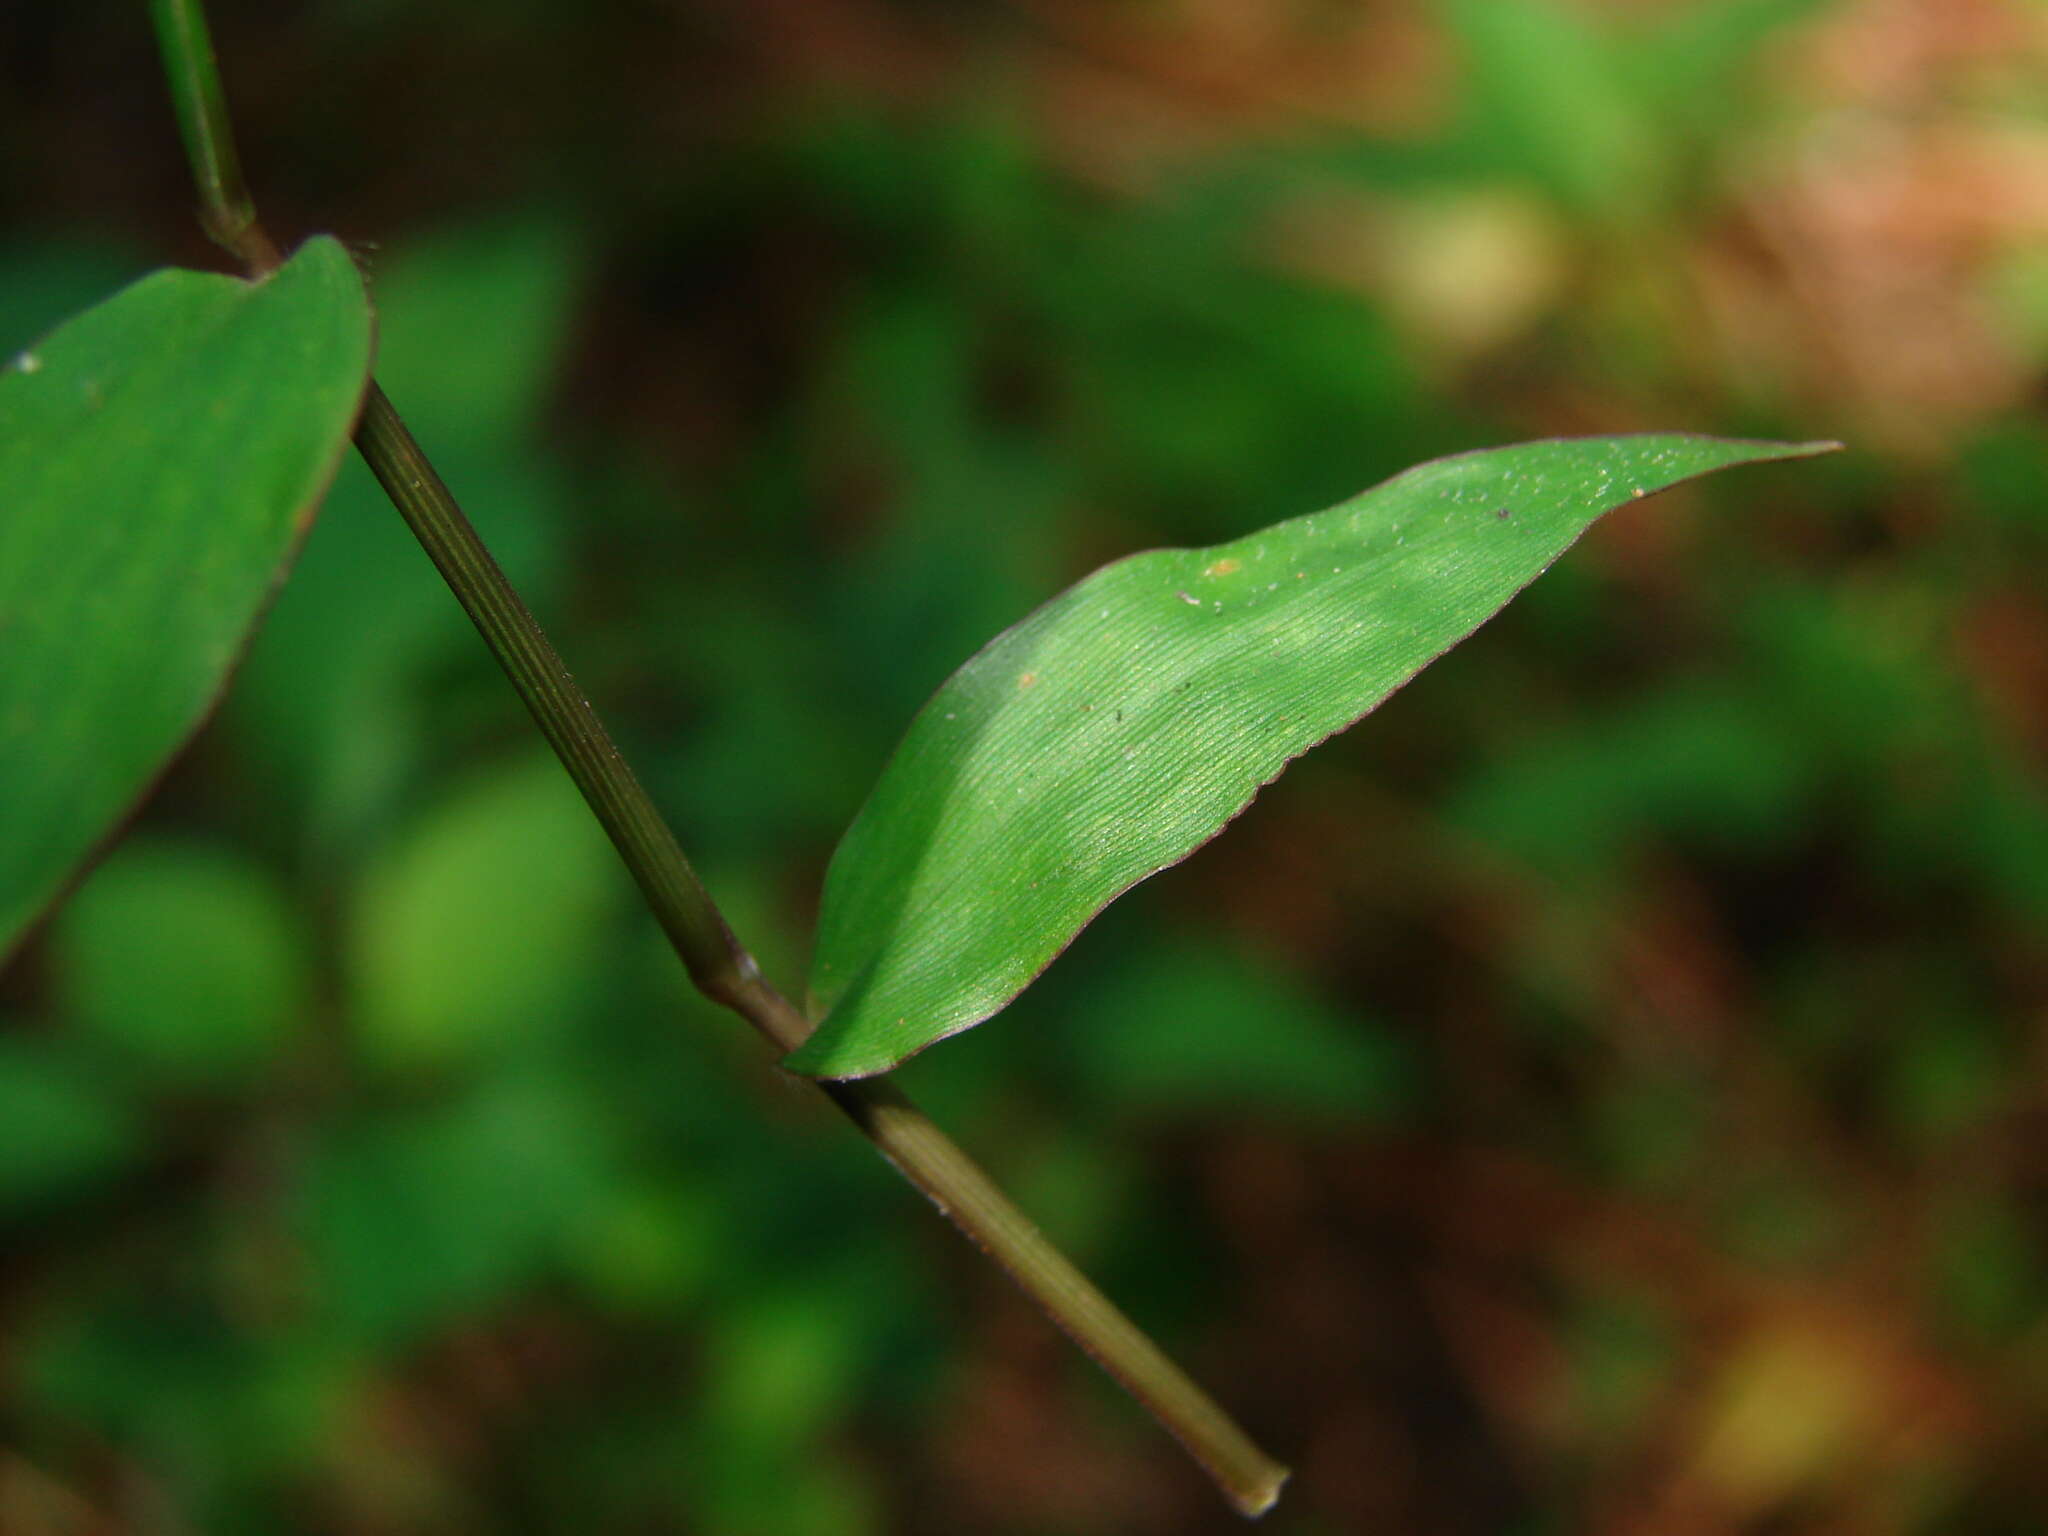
[3,1,2046,1531]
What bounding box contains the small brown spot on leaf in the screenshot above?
[1018,671,1039,690]
[1203,557,1242,578]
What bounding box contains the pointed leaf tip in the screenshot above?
[786,433,1837,1078]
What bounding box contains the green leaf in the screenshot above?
[1068,941,1415,1126]
[0,1033,141,1220]
[788,434,1835,1078]
[55,838,308,1089]
[349,751,620,1073]
[0,237,372,960]
[299,1071,619,1348]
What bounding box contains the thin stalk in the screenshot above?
[353,386,761,1013]
[357,336,1289,1529]
[152,0,1288,1515]
[147,0,278,273]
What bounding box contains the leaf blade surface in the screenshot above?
[788,434,1835,1078]
[0,237,372,958]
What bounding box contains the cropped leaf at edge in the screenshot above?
[787,434,1837,1079]
[0,237,372,960]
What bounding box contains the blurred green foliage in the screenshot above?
[58,839,308,1088]
[3,0,2045,1531]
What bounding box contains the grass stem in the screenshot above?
[152,2,1289,1512]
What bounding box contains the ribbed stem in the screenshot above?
[353,385,763,1019]
[826,1076,1288,1516]
[151,0,1289,1514]
[355,386,1288,1515]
